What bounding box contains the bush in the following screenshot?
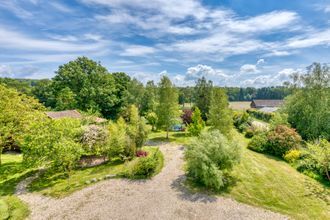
[185,130,241,191]
[233,111,250,132]
[136,150,148,157]
[284,149,301,163]
[125,149,161,178]
[187,107,205,136]
[248,133,268,153]
[81,125,109,155]
[267,125,302,157]
[181,109,193,125]
[244,129,254,138]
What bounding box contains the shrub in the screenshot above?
[136,150,148,157]
[146,112,158,131]
[233,111,250,132]
[125,149,161,178]
[247,133,268,153]
[244,129,254,138]
[181,109,193,125]
[267,125,302,157]
[185,130,241,191]
[284,149,301,163]
[187,107,205,136]
[304,140,330,181]
[81,125,109,155]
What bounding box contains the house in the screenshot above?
[46,110,107,123]
[250,99,284,109]
[46,110,82,119]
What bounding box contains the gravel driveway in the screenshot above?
[18,143,287,220]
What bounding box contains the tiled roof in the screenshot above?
[252,99,284,108]
[46,110,82,119]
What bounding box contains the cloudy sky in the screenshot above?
[0,0,330,87]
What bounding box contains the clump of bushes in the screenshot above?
[136,150,148,157]
[284,149,301,163]
[248,125,302,158]
[295,140,330,182]
[247,109,274,122]
[181,109,193,125]
[185,130,241,191]
[233,111,250,132]
[124,149,163,178]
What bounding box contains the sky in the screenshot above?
[0,0,329,87]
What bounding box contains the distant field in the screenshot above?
[229,101,251,110]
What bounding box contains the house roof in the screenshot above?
[251,99,284,108]
[46,110,82,119]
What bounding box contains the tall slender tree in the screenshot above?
[194,77,213,120]
[208,88,233,138]
[156,76,181,139]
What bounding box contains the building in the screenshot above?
[250,99,284,109]
[46,110,82,119]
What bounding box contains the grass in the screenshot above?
[0,154,36,196]
[0,196,30,220]
[28,146,164,198]
[227,132,330,219]
[148,130,193,145]
[0,154,31,220]
[184,131,330,219]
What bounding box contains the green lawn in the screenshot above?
[227,132,330,219]
[0,154,36,196]
[0,196,29,220]
[148,130,193,145]
[0,154,31,220]
[29,146,164,198]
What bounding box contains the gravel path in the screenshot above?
[18,144,287,220]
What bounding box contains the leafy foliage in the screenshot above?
[194,77,213,120]
[247,109,274,122]
[81,125,109,155]
[185,130,241,191]
[22,118,83,172]
[284,63,330,140]
[233,111,250,132]
[124,148,163,178]
[248,125,302,158]
[156,76,181,138]
[208,88,233,137]
[187,107,205,136]
[181,109,193,125]
[0,84,46,165]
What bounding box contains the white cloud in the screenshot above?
[0,65,12,75]
[240,64,258,73]
[185,64,229,85]
[264,50,292,57]
[257,59,265,65]
[284,29,330,49]
[0,26,106,52]
[49,2,73,13]
[121,45,156,56]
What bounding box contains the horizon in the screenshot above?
[0,0,330,87]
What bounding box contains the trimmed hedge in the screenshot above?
[247,109,274,122]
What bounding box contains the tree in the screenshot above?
[55,87,77,110]
[111,72,131,117]
[185,130,241,191]
[194,77,213,120]
[284,63,330,140]
[22,118,83,172]
[208,88,233,138]
[140,81,157,116]
[127,79,145,109]
[156,76,181,139]
[51,57,117,118]
[0,84,45,165]
[146,112,158,131]
[187,107,205,136]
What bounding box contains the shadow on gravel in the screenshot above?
[171,175,217,203]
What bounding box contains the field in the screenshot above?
[229,101,251,110]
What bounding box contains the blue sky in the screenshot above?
[0,0,329,87]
